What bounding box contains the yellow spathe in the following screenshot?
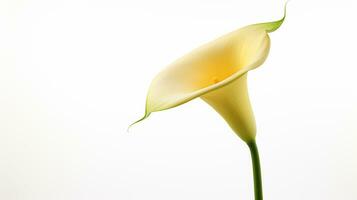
[201,74,257,142]
[132,6,286,142]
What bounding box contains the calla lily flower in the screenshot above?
[131,4,288,200]
[132,7,286,143]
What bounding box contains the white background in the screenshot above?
[1,0,357,199]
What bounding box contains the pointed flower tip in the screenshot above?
[127,113,151,132]
[264,1,289,33]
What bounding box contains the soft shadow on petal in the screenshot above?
[130,4,287,129]
[146,29,270,114]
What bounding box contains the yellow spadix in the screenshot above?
[132,6,286,142]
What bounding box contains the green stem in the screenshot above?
[247,140,263,200]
